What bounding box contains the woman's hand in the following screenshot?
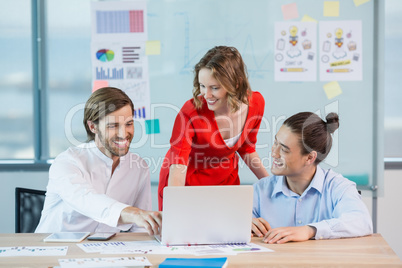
[167,164,187,186]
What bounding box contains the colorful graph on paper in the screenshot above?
[96,49,115,62]
[96,67,124,80]
[96,10,144,33]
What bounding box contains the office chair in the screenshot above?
[15,187,46,233]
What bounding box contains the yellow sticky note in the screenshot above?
[92,80,109,92]
[301,15,318,23]
[146,40,161,55]
[281,3,299,20]
[323,81,342,100]
[353,0,370,7]
[324,1,340,17]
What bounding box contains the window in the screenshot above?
[384,0,402,159]
[0,0,34,159]
[46,0,91,158]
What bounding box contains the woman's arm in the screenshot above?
[167,164,188,186]
[241,151,269,179]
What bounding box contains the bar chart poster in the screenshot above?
[319,21,362,81]
[90,1,151,120]
[91,1,147,41]
[274,21,317,81]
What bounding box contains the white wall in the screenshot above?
[1,169,401,260]
[377,170,402,259]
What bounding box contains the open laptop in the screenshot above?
[155,185,253,246]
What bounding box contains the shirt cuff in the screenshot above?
[308,221,331,240]
[107,202,130,228]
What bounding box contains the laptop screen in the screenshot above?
[158,185,253,246]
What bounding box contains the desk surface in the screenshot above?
[0,233,401,267]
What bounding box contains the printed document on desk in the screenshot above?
[58,256,152,268]
[0,246,68,257]
[77,240,273,255]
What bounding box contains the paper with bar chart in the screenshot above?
[90,1,147,41]
[274,21,317,81]
[90,1,150,120]
[319,20,362,81]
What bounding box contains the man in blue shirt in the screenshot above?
[252,112,373,244]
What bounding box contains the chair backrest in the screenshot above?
[15,187,46,233]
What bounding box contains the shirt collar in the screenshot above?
[82,141,114,166]
[270,166,325,197]
[306,166,325,195]
[271,176,292,197]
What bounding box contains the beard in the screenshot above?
[98,131,133,157]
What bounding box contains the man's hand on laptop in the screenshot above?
[120,207,162,235]
[252,217,271,237]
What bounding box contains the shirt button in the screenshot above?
[298,220,302,224]
[298,199,302,202]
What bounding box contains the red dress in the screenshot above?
[158,91,265,210]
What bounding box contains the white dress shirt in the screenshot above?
[35,141,151,233]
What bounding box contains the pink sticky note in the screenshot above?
[282,3,299,20]
[92,80,109,92]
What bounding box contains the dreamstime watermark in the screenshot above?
[63,100,340,173]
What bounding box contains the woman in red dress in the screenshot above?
[158,46,269,210]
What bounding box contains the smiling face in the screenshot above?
[90,105,134,161]
[198,68,229,114]
[271,125,312,178]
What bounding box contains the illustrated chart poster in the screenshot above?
[90,0,151,120]
[91,1,148,42]
[90,42,151,120]
[319,20,363,81]
[274,22,317,81]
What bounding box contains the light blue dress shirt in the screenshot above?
[253,166,373,240]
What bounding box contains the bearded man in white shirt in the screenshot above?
[36,87,161,235]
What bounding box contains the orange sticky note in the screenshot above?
[324,1,340,17]
[92,80,109,92]
[282,3,299,20]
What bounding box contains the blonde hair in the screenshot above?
[192,46,251,112]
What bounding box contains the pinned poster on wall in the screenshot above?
[274,22,317,82]
[90,1,151,120]
[319,20,363,81]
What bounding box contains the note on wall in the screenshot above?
[301,15,318,23]
[145,119,160,134]
[353,0,370,7]
[281,3,299,20]
[323,1,340,17]
[274,22,317,81]
[323,81,342,99]
[146,40,161,55]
